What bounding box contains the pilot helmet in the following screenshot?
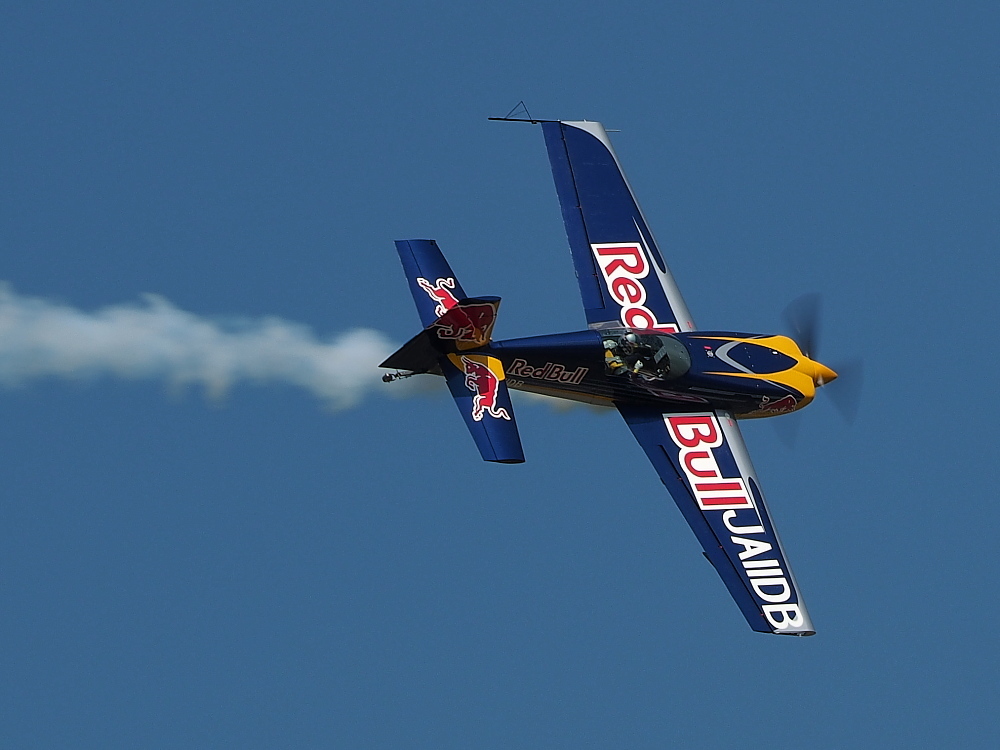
[620,332,640,353]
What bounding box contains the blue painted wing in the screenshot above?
[541,121,695,333]
[617,404,815,635]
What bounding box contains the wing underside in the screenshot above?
[617,404,815,635]
[540,120,695,333]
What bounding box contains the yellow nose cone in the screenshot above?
[812,361,838,386]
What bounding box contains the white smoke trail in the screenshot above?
[0,284,398,409]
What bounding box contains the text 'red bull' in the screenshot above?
[462,356,510,421]
[665,412,805,631]
[666,414,752,511]
[591,243,680,333]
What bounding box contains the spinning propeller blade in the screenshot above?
[778,294,863,435]
[824,357,864,424]
[773,410,804,448]
[783,293,822,359]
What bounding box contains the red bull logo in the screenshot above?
[416,276,460,318]
[507,358,588,385]
[756,394,798,415]
[591,243,680,333]
[460,355,510,421]
[431,301,497,345]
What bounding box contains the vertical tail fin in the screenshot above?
[379,296,501,371]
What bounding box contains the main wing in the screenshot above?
[617,404,815,635]
[540,120,695,333]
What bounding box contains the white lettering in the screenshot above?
[722,509,764,535]
[663,412,805,618]
[746,568,784,578]
[743,558,781,569]
[731,536,773,560]
[751,577,791,603]
[763,604,806,630]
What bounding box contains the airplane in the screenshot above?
[381,118,841,636]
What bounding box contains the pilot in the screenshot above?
[620,332,641,351]
[619,333,647,374]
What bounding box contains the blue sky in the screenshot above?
[1,2,998,747]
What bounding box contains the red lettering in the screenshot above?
[682,450,717,478]
[591,243,682,332]
[694,481,743,492]
[700,496,751,506]
[668,416,719,447]
[594,245,646,276]
[623,306,655,329]
[611,276,644,304]
[668,413,755,512]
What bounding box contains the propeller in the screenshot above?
[782,293,822,360]
[823,357,864,424]
[777,294,864,438]
[773,409,804,448]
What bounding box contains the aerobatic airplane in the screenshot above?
[381,118,839,635]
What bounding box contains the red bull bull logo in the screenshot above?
[431,301,497,345]
[416,276,460,318]
[460,355,510,421]
[756,394,798,415]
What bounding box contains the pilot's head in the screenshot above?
[621,332,640,353]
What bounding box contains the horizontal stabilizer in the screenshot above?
[395,239,469,328]
[442,352,524,464]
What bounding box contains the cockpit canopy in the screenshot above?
[601,330,692,381]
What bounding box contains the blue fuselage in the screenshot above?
[489,329,811,418]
